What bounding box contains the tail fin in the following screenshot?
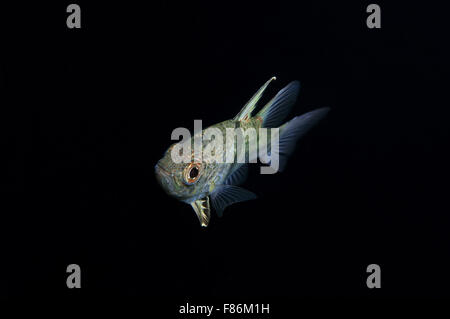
[268,107,330,172]
[257,81,300,128]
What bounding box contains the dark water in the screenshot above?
[1,0,449,306]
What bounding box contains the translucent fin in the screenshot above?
[210,185,257,217]
[224,164,248,186]
[234,77,277,121]
[269,107,330,172]
[258,81,300,128]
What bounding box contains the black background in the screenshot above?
[1,0,450,305]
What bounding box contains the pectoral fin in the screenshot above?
[191,197,211,227]
[224,164,249,186]
[210,184,257,217]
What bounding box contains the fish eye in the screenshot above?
[184,163,202,185]
[189,166,199,178]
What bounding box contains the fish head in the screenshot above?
[155,143,212,226]
[154,158,207,201]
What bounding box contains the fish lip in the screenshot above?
[155,163,174,194]
[155,163,171,177]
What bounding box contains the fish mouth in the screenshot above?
[155,163,171,177]
[156,163,211,226]
[191,197,211,227]
[155,163,175,195]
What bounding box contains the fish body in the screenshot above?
[155,77,329,227]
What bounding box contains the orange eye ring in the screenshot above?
[183,163,202,185]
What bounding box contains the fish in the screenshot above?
[155,77,329,227]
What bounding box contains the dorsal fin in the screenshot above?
[234,77,276,121]
[257,81,300,128]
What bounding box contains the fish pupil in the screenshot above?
[189,167,199,179]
